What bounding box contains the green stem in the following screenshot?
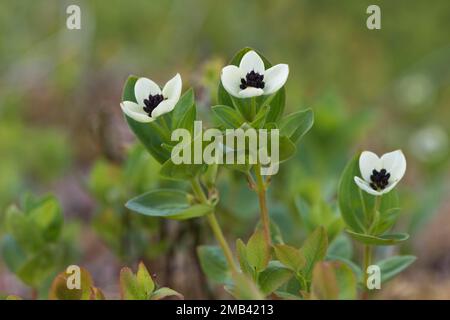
[190,179,238,274]
[254,163,272,247]
[362,196,381,299]
[250,97,257,120]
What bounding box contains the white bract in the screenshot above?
[354,150,406,196]
[221,50,289,98]
[120,74,182,123]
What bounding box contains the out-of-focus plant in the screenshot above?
[0,194,79,298]
[88,145,168,263]
[46,262,182,300]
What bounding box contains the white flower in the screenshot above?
[221,50,289,98]
[120,74,182,123]
[354,150,406,196]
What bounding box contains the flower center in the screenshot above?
[370,169,391,191]
[143,94,165,117]
[240,70,265,90]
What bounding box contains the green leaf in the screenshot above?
[274,244,305,272]
[16,247,58,287]
[277,135,297,162]
[160,158,205,181]
[310,262,338,300]
[334,262,357,300]
[212,105,245,129]
[120,267,143,300]
[126,189,213,220]
[226,272,264,300]
[338,154,367,233]
[151,287,183,300]
[236,239,254,277]
[251,105,270,128]
[136,262,155,297]
[273,291,302,300]
[246,230,270,272]
[258,261,293,295]
[172,89,195,132]
[300,227,328,279]
[1,235,27,274]
[49,267,94,300]
[326,255,363,281]
[197,245,230,284]
[378,255,416,283]
[122,75,171,164]
[28,195,63,242]
[279,109,314,143]
[265,89,286,123]
[327,234,353,260]
[5,205,45,252]
[160,126,206,180]
[346,230,409,246]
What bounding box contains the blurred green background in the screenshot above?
[0,0,449,299]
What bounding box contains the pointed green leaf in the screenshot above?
[197,245,230,284]
[279,109,314,143]
[236,239,253,277]
[120,267,142,300]
[274,244,305,272]
[151,287,183,300]
[300,227,328,279]
[212,105,245,129]
[258,261,293,295]
[346,230,409,246]
[246,230,270,272]
[136,262,154,297]
[126,189,213,220]
[378,255,416,283]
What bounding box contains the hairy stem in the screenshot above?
[254,163,272,247]
[190,179,238,274]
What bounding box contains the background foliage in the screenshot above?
[0,0,449,299]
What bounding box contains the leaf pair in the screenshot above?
[1,194,69,288]
[274,227,328,291]
[235,231,292,297]
[120,262,182,300]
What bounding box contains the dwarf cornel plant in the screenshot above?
[118,47,413,299]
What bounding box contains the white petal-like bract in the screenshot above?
[359,151,381,182]
[162,73,182,101]
[381,150,406,182]
[354,176,382,196]
[120,101,153,123]
[239,87,264,98]
[263,64,289,95]
[239,50,265,74]
[134,78,161,106]
[221,65,243,98]
[151,99,178,118]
